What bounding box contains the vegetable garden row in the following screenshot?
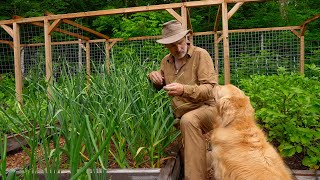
[1,56,320,179]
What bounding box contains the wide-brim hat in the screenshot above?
[156,20,190,44]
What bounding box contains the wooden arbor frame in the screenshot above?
[0,0,318,104]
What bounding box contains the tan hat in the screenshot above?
[156,20,190,44]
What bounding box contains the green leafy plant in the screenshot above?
[239,67,320,169]
[2,55,179,179]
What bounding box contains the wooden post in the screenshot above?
[222,2,230,84]
[44,18,53,97]
[165,9,182,23]
[181,5,187,31]
[105,41,110,74]
[86,41,90,81]
[13,22,23,105]
[213,5,222,83]
[186,9,193,44]
[227,2,243,20]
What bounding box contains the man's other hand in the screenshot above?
[163,83,184,96]
[148,71,164,86]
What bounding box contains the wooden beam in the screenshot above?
[181,5,188,31]
[22,39,108,47]
[0,0,268,25]
[0,39,14,49]
[214,5,222,32]
[45,12,110,39]
[217,34,223,43]
[228,2,244,19]
[200,26,301,35]
[228,26,301,32]
[187,9,193,31]
[1,25,14,38]
[300,25,307,37]
[44,18,53,87]
[48,19,62,34]
[0,39,13,45]
[166,9,182,22]
[64,19,109,39]
[13,23,23,105]
[109,35,159,41]
[300,14,320,28]
[0,17,44,25]
[187,8,193,44]
[290,29,300,38]
[225,0,265,3]
[222,2,230,84]
[45,1,225,20]
[108,40,118,50]
[32,21,90,40]
[0,0,225,25]
[13,15,90,40]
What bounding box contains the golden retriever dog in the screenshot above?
[210,84,293,180]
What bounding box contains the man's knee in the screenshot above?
[180,113,198,129]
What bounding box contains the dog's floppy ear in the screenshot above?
[218,97,234,127]
[218,96,250,127]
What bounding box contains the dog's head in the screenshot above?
[214,84,246,100]
[214,84,254,128]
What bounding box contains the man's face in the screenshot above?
[165,36,188,60]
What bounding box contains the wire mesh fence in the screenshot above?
[0,21,319,86]
[305,40,320,66]
[0,28,14,74]
[218,30,300,84]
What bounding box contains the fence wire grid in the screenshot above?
[0,21,319,85]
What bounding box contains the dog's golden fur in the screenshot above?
[211,84,292,180]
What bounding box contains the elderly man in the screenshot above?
[148,20,218,180]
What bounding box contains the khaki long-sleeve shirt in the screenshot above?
[159,45,217,118]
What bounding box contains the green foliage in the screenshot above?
[0,74,18,134]
[111,41,168,67]
[1,56,179,177]
[306,49,320,66]
[239,66,320,169]
[0,74,15,105]
[94,11,172,38]
[305,63,320,80]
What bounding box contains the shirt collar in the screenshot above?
[167,44,195,63]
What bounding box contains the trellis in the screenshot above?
[0,0,319,104]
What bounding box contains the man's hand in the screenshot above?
[163,83,184,96]
[148,71,164,86]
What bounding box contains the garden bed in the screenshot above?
[4,135,182,180]
[4,134,319,180]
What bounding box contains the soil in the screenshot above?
[5,136,309,177]
[5,136,178,170]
